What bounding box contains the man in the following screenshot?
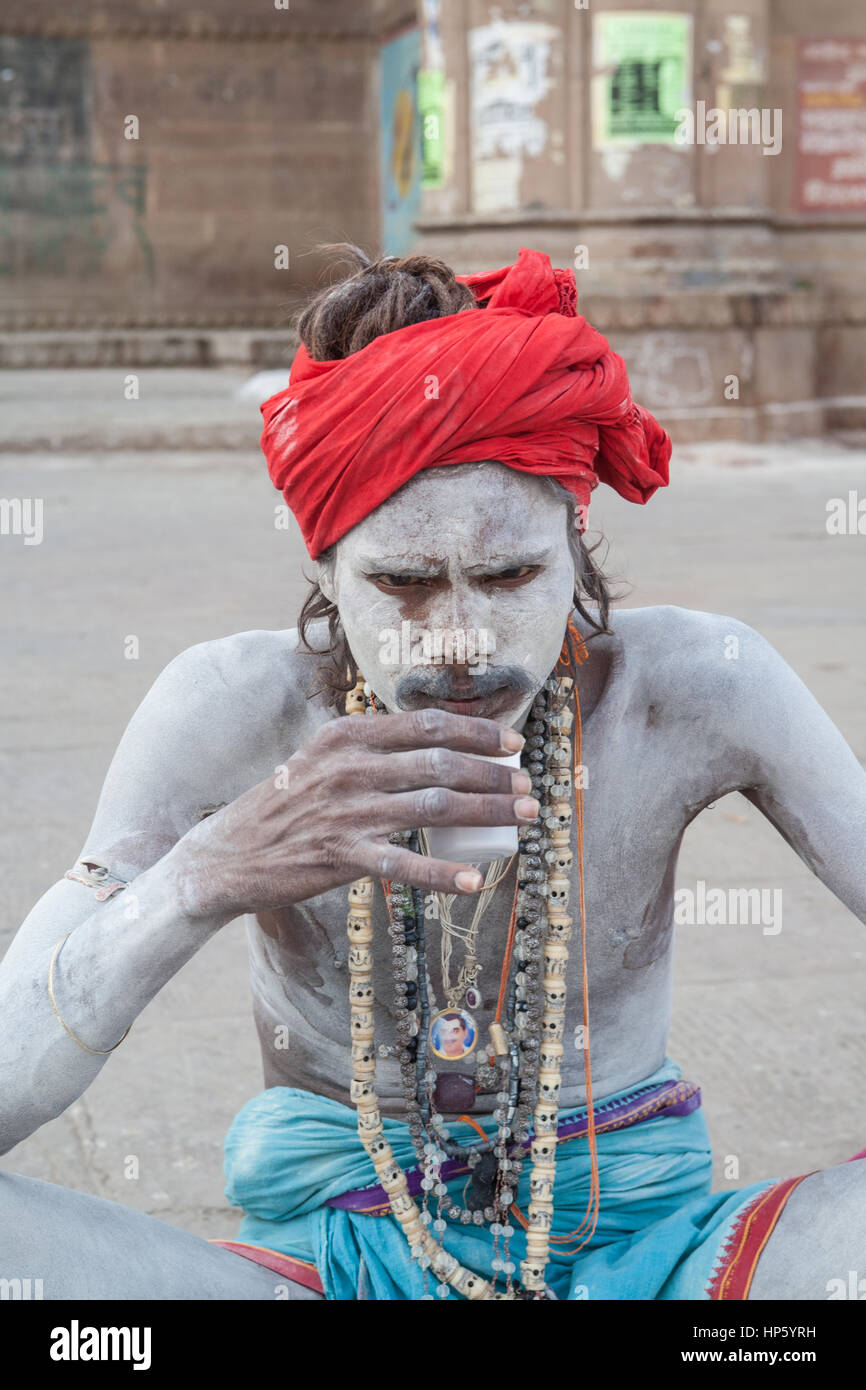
[433,1013,474,1061]
[1,248,864,1301]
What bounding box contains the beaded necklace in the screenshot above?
[344,629,592,1299]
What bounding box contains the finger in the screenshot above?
[321,706,525,757]
[372,786,540,833]
[362,841,490,895]
[366,746,533,796]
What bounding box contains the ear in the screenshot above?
[317,560,336,604]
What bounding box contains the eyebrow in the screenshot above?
[358,551,551,577]
[464,552,550,575]
[358,557,446,578]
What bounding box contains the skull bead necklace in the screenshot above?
[344,653,582,1299]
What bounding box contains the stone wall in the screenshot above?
[0,1,407,332]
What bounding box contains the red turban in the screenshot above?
[261,247,671,560]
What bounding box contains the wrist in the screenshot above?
[163,832,239,925]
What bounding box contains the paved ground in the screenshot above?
[1,367,865,1245]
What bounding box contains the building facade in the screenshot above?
[1,0,864,437]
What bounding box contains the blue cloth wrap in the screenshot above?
[223,1059,775,1301]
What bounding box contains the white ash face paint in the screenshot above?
[318,462,577,727]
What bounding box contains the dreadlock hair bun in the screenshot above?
[297,242,478,361]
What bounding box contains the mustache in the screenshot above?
[393,664,536,706]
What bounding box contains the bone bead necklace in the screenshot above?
[344,648,586,1299]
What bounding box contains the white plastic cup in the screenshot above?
[424,750,523,865]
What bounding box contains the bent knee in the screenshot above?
[0,1172,319,1300]
[748,1162,866,1300]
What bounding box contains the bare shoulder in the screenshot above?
[607,604,782,709]
[169,623,333,724]
[610,603,766,656]
[76,622,336,879]
[0,626,338,963]
[129,620,337,775]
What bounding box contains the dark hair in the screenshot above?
[294,243,618,709]
[441,1012,468,1029]
[297,242,477,359]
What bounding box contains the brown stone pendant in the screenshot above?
[432,1071,477,1114]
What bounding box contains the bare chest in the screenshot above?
[245,720,700,1108]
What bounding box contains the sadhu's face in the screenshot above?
[320,462,577,731]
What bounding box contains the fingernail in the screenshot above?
[455,870,483,892]
[511,771,532,794]
[514,797,540,820]
[501,729,524,752]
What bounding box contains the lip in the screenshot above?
[435,696,489,716]
[414,687,513,719]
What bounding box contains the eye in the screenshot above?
[485,565,539,585]
[370,573,428,590]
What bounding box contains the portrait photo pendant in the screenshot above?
[428,1006,478,1062]
[428,996,480,1114]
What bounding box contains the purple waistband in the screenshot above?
[326,1077,701,1214]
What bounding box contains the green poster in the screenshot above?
[593,10,692,146]
[418,68,445,189]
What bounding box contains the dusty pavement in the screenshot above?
[1,366,865,1244]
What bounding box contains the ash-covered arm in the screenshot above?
[719,617,866,925]
[0,857,234,1156]
[0,640,251,1157]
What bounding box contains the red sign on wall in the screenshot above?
[797,38,866,212]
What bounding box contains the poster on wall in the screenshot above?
[592,10,692,147]
[418,68,445,189]
[419,0,445,190]
[797,38,866,213]
[380,27,422,256]
[469,18,558,214]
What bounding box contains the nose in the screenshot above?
[423,580,490,640]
